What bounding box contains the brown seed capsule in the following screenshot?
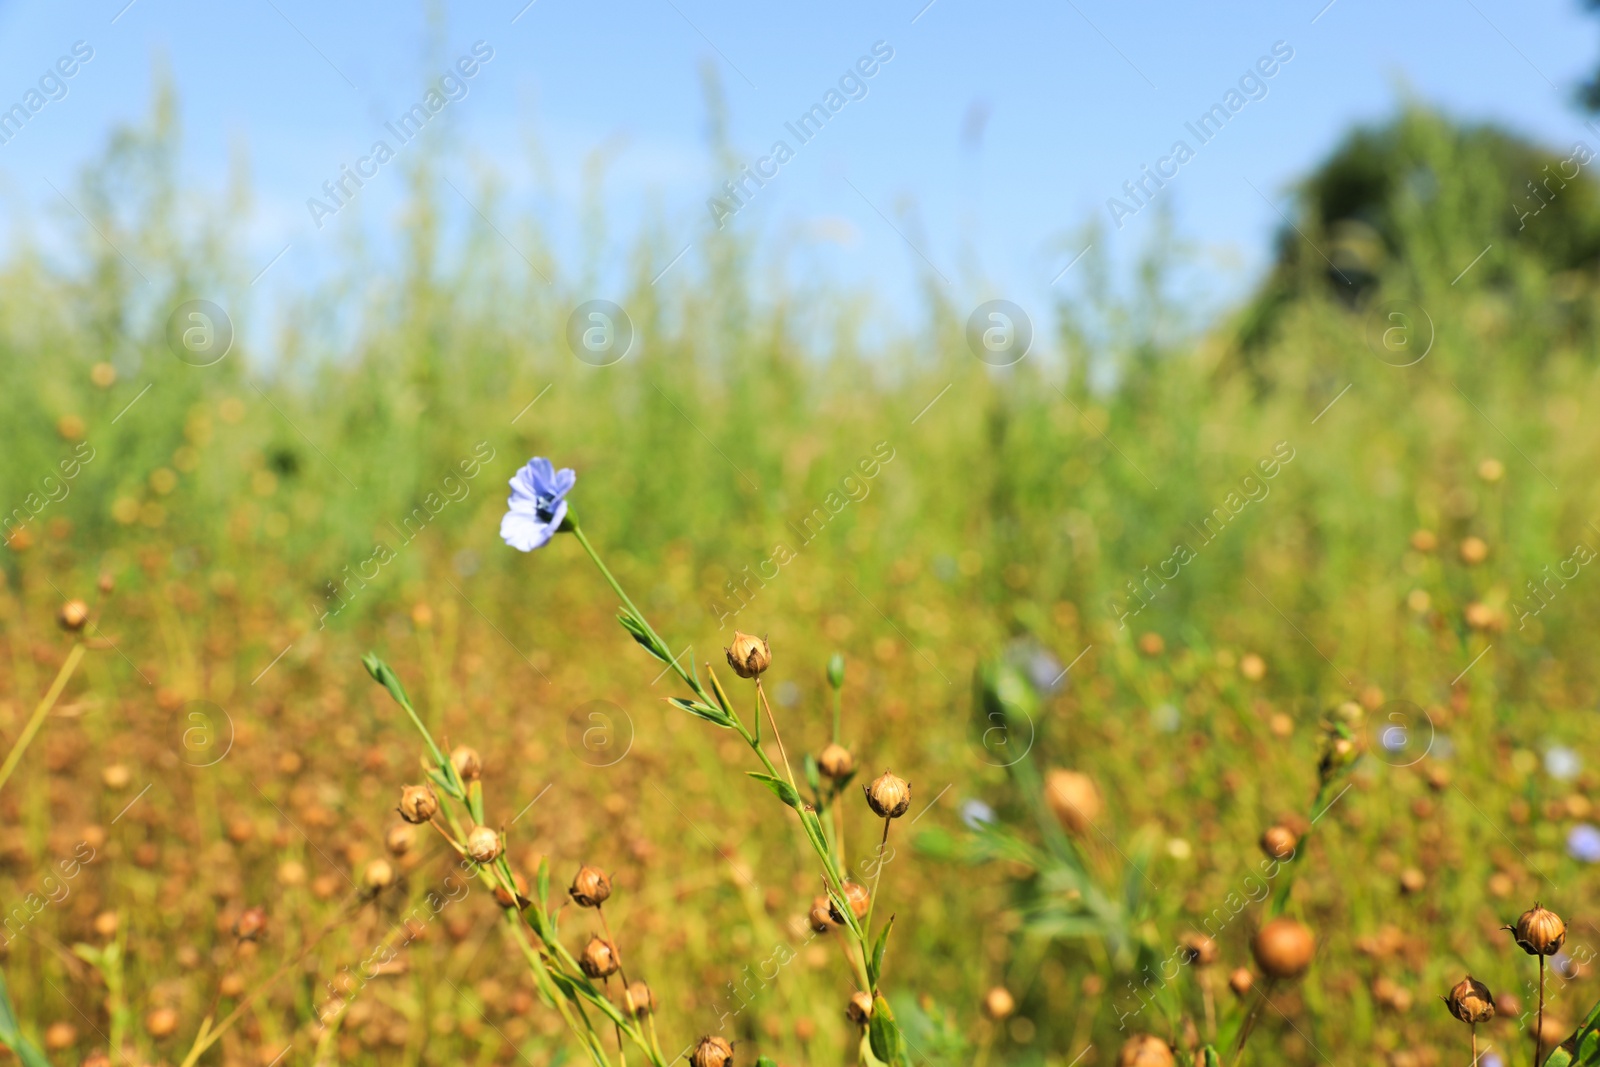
[1178,932,1218,968]
[494,872,530,909]
[1116,1034,1175,1067]
[808,895,837,933]
[1507,903,1566,955]
[1259,826,1297,861]
[58,599,90,632]
[386,823,415,856]
[1044,769,1102,834]
[233,906,267,941]
[1460,536,1489,565]
[93,911,119,939]
[1228,968,1254,997]
[690,1035,734,1067]
[846,991,873,1026]
[570,865,612,908]
[451,746,482,782]
[828,882,870,925]
[363,859,394,891]
[625,981,657,1017]
[1399,868,1426,895]
[725,632,772,679]
[82,1051,111,1067]
[818,743,855,781]
[1445,976,1495,1024]
[146,1007,179,1038]
[397,784,439,824]
[1252,918,1315,979]
[864,771,912,818]
[42,1022,76,1051]
[465,825,501,864]
[580,936,620,979]
[983,986,1016,1020]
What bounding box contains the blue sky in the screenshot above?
[0,0,1597,331]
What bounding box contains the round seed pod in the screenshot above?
[493,871,529,909]
[58,600,90,632]
[625,981,656,1018]
[579,936,619,979]
[808,895,836,933]
[43,1022,77,1051]
[689,1034,734,1067]
[397,784,439,824]
[1178,933,1218,968]
[145,1007,179,1038]
[363,859,394,891]
[1228,968,1254,997]
[846,991,873,1026]
[92,912,119,940]
[82,1051,111,1067]
[1044,770,1102,834]
[233,906,267,941]
[450,746,482,783]
[1252,918,1315,979]
[465,826,501,864]
[982,986,1015,1020]
[1117,1034,1175,1067]
[864,772,912,818]
[1508,903,1566,956]
[818,744,854,781]
[828,882,870,925]
[1259,826,1297,861]
[725,632,772,679]
[1445,976,1495,1024]
[1399,868,1426,895]
[570,866,612,908]
[386,824,415,856]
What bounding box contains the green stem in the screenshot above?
[0,642,85,796]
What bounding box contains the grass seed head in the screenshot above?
[818,743,854,781]
[58,599,89,631]
[865,771,912,818]
[569,865,612,907]
[1508,902,1566,955]
[465,825,501,864]
[725,632,772,679]
[580,936,620,979]
[1116,1033,1175,1067]
[450,746,482,783]
[1445,975,1495,1024]
[846,991,874,1026]
[690,1034,734,1067]
[1252,917,1315,979]
[398,784,439,824]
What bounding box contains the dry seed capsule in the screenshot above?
[569,866,612,908]
[145,1007,179,1038]
[725,632,772,679]
[363,859,394,891]
[808,895,836,933]
[625,981,657,1018]
[493,871,529,909]
[1507,903,1566,955]
[828,882,870,925]
[397,784,439,824]
[465,825,501,864]
[450,746,482,782]
[983,986,1016,1020]
[690,1035,733,1067]
[1445,976,1495,1024]
[58,599,90,632]
[1116,1034,1175,1067]
[386,824,415,856]
[1044,769,1102,834]
[579,936,619,979]
[846,991,873,1026]
[1259,826,1297,861]
[233,906,267,941]
[864,771,912,818]
[1252,917,1315,979]
[1178,932,1218,968]
[1228,968,1254,996]
[818,743,854,781]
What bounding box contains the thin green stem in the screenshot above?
[0,642,85,796]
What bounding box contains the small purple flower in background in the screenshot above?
[1481,1052,1504,1067]
[500,457,576,552]
[1546,744,1581,781]
[1568,822,1600,863]
[961,799,996,830]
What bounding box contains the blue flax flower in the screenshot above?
[500,457,576,552]
[1568,822,1600,864]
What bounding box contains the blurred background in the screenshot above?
[4,1,1600,1065]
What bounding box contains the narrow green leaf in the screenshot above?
[0,968,50,1067]
[667,696,734,728]
[1199,1047,1223,1067]
[867,915,896,988]
[617,612,670,663]
[867,996,901,1065]
[804,753,822,796]
[747,771,801,809]
[362,652,412,708]
[537,855,551,911]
